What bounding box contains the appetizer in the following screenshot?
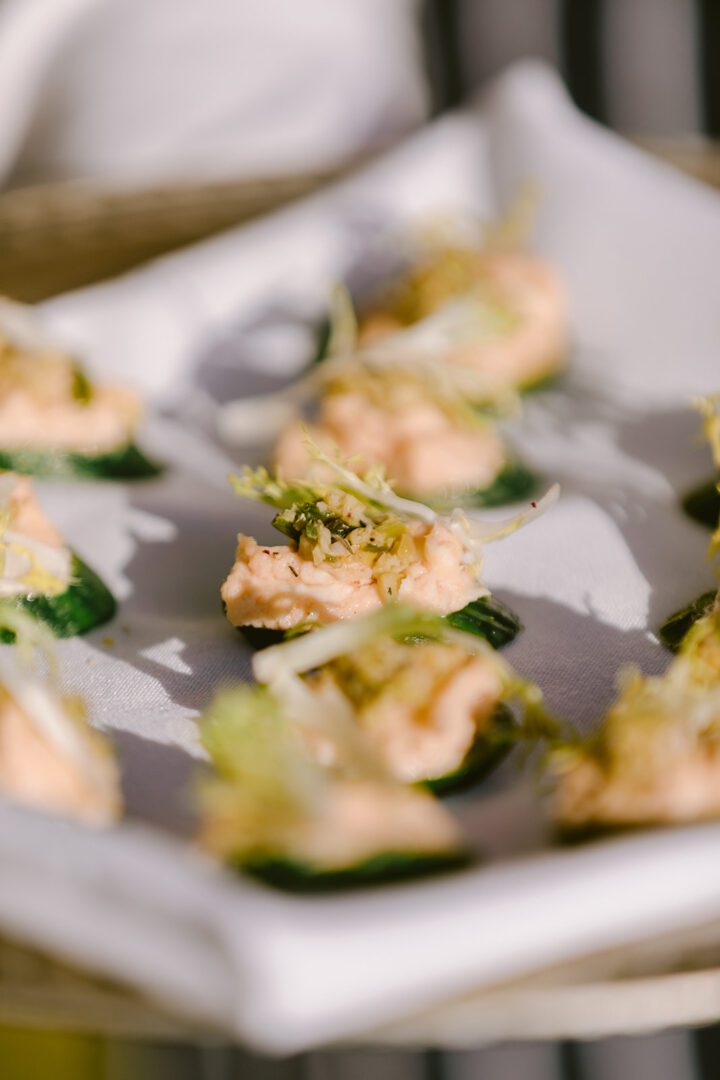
[219,288,535,510]
[272,360,536,510]
[221,447,556,648]
[314,217,569,395]
[0,472,116,638]
[0,610,121,824]
[0,297,160,479]
[252,605,549,792]
[682,395,720,529]
[553,600,720,833]
[197,672,465,891]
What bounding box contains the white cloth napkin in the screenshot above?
[1,61,720,1051]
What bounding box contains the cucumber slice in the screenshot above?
[445,595,522,649]
[682,478,720,529]
[237,624,286,650]
[239,595,521,653]
[421,461,537,512]
[556,821,634,845]
[239,849,469,892]
[658,590,718,653]
[425,705,514,795]
[0,555,117,642]
[0,442,162,481]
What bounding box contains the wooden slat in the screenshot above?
[0,167,356,301]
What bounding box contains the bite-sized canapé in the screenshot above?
[306,632,505,786]
[352,239,569,394]
[0,471,116,637]
[221,451,555,647]
[197,680,465,888]
[553,602,720,832]
[273,361,534,509]
[0,610,121,824]
[252,606,548,789]
[0,297,160,478]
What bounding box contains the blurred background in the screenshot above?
[2,0,719,300]
[2,0,720,1077]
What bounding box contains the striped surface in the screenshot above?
[1,933,720,1079]
[0,1026,713,1080]
[428,0,703,135]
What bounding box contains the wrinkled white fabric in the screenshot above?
[0,0,427,188]
[0,62,719,1051]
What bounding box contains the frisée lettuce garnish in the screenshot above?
[217,284,522,448]
[230,437,558,597]
[696,394,720,470]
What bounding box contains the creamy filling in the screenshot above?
[311,640,503,783]
[274,391,507,499]
[0,683,121,825]
[221,523,484,631]
[358,252,569,391]
[555,744,720,829]
[0,298,141,455]
[0,384,140,454]
[272,780,461,868]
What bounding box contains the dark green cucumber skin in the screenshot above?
[682,478,720,529]
[555,816,686,845]
[261,458,536,516]
[311,318,333,365]
[0,555,117,642]
[0,442,163,481]
[424,705,514,796]
[238,595,521,653]
[658,590,718,653]
[422,461,537,512]
[556,821,638,846]
[237,624,287,650]
[445,595,522,649]
[239,849,469,893]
